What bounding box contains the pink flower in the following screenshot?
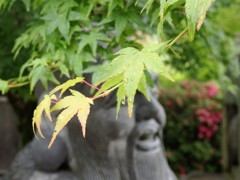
[212,125,219,132]
[197,92,203,98]
[206,130,213,139]
[180,167,187,176]
[181,82,190,89]
[207,119,214,126]
[198,133,204,139]
[166,100,174,107]
[196,109,208,115]
[176,98,183,106]
[199,116,207,123]
[199,126,207,133]
[206,82,219,98]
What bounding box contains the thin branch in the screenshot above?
[91,82,123,100]
[83,80,105,93]
[166,28,189,49]
[8,81,29,88]
[51,100,59,104]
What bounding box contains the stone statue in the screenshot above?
[224,56,240,169]
[7,74,177,180]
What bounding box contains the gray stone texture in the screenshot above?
[0,96,20,173]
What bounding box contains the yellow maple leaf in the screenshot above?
[48,89,93,148]
[32,94,57,138]
[49,77,84,97]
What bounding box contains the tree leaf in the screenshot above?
[141,0,154,14]
[58,16,70,41]
[123,55,144,117]
[77,30,110,56]
[21,0,31,11]
[68,11,87,21]
[138,73,150,101]
[0,79,8,94]
[32,94,57,138]
[29,66,59,92]
[49,90,93,148]
[97,45,172,117]
[49,77,84,97]
[115,15,128,41]
[185,0,215,40]
[160,0,166,19]
[58,62,70,78]
[116,84,125,119]
[94,75,123,96]
[142,51,174,81]
[108,0,124,16]
[197,0,215,30]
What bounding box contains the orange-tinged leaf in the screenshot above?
[77,105,89,137]
[32,94,56,138]
[49,89,93,148]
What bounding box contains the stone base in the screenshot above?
[0,96,20,172]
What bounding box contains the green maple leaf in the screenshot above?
[21,0,30,11]
[32,94,57,138]
[108,0,124,16]
[41,0,78,41]
[77,30,110,56]
[29,65,59,92]
[43,10,70,40]
[185,0,215,40]
[49,77,84,97]
[141,0,154,14]
[96,44,173,117]
[49,90,93,148]
[0,79,8,94]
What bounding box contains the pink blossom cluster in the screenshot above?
[159,80,223,175]
[180,81,220,99]
[196,108,222,140]
[205,82,219,98]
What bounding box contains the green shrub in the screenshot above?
[159,81,222,175]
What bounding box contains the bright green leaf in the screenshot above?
[138,73,150,101]
[21,0,31,11]
[185,0,215,40]
[97,45,172,117]
[78,31,110,56]
[95,75,123,96]
[123,56,144,117]
[141,0,154,14]
[68,11,87,21]
[0,79,8,94]
[58,63,70,78]
[29,66,59,92]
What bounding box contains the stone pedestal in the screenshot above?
[0,96,20,174]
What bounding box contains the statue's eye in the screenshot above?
[135,105,157,122]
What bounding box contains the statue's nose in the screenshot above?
[135,92,166,128]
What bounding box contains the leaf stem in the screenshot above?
[51,100,59,104]
[8,81,29,88]
[91,82,123,100]
[83,80,105,93]
[166,28,189,49]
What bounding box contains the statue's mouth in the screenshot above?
[135,120,160,151]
